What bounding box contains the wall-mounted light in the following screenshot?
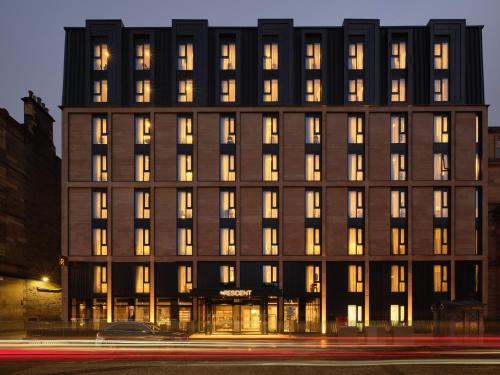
[42,276,49,282]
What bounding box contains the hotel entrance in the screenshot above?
[211,302,263,333]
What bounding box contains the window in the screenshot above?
[263,116,279,144]
[391,153,406,180]
[391,265,406,292]
[93,154,108,182]
[178,80,193,102]
[434,153,449,180]
[178,190,193,219]
[391,228,406,255]
[348,154,364,181]
[348,305,363,327]
[93,80,108,102]
[220,190,236,219]
[434,41,449,70]
[220,79,236,102]
[263,265,278,285]
[177,154,193,181]
[305,116,321,144]
[263,79,278,102]
[305,154,321,181]
[391,79,406,102]
[220,154,236,181]
[434,190,449,218]
[348,116,364,144]
[135,80,151,103]
[220,115,236,144]
[348,42,363,70]
[263,228,278,255]
[263,154,279,181]
[306,228,321,255]
[305,79,321,102]
[93,190,108,219]
[305,190,321,219]
[93,116,108,145]
[391,41,406,69]
[221,43,236,70]
[306,42,321,70]
[348,190,364,218]
[391,190,407,218]
[135,265,150,293]
[476,153,481,181]
[263,43,278,70]
[433,264,448,292]
[135,43,151,70]
[220,265,235,284]
[348,228,364,255]
[178,43,193,70]
[178,116,193,144]
[434,227,449,255]
[178,266,192,293]
[135,116,151,144]
[135,190,151,219]
[434,115,449,143]
[135,154,150,182]
[348,79,364,102]
[135,228,150,255]
[263,190,279,219]
[434,79,449,102]
[390,305,405,326]
[348,265,363,292]
[178,228,193,255]
[92,228,107,255]
[391,115,406,144]
[220,228,235,255]
[93,43,109,70]
[93,265,108,294]
[306,265,321,293]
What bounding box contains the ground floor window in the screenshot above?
[113,298,149,322]
[390,305,406,326]
[305,298,321,333]
[156,300,171,330]
[347,304,363,330]
[284,299,299,333]
[179,302,192,332]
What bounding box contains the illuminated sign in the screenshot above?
[219,289,252,297]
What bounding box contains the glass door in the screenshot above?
[214,304,233,332]
[241,305,261,332]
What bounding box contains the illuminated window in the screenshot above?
[391,228,406,255]
[135,228,150,255]
[263,79,279,102]
[220,154,236,181]
[178,43,193,70]
[135,190,151,219]
[177,228,193,256]
[306,265,321,293]
[177,154,193,181]
[391,115,406,144]
[220,190,236,219]
[220,265,235,284]
[220,228,235,255]
[348,79,364,102]
[305,154,321,181]
[178,266,192,293]
[263,265,278,284]
[178,79,193,102]
[93,43,109,70]
[433,264,448,292]
[306,228,321,255]
[348,154,364,181]
[348,115,364,144]
[476,114,481,144]
[305,79,321,102]
[391,78,406,102]
[135,154,150,182]
[135,80,151,103]
[390,305,405,326]
[92,154,108,182]
[93,80,108,102]
[434,115,449,143]
[220,115,236,144]
[348,228,364,255]
[135,265,150,293]
[434,227,449,255]
[348,305,363,327]
[391,41,406,69]
[305,190,321,219]
[390,265,406,292]
[93,190,108,219]
[135,43,151,70]
[348,42,363,70]
[434,41,449,70]
[391,153,406,180]
[433,153,449,180]
[135,116,151,144]
[476,153,481,180]
[391,190,407,218]
[306,42,321,70]
[305,116,321,144]
[178,190,193,219]
[348,190,364,218]
[178,116,193,144]
[93,116,108,145]
[92,228,107,255]
[348,265,363,292]
[434,79,449,102]
[220,79,236,102]
[263,190,279,219]
[221,43,236,70]
[263,115,279,144]
[263,43,278,70]
[434,190,449,218]
[263,228,278,255]
[93,265,108,294]
[263,154,279,181]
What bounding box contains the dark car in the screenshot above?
[96,321,187,341]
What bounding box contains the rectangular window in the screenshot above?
[263,190,279,219]
[93,190,108,219]
[93,116,108,145]
[220,79,236,102]
[221,43,236,70]
[348,190,364,219]
[433,264,448,292]
[391,265,406,292]
[93,80,108,103]
[348,265,363,292]
[263,116,279,144]
[434,227,449,255]
[220,190,236,219]
[92,154,108,182]
[305,190,321,219]
[92,228,107,256]
[391,190,407,218]
[263,154,279,181]
[434,115,449,143]
[348,228,364,255]
[391,228,406,255]
[476,153,481,181]
[93,43,109,71]
[263,265,278,284]
[178,265,193,293]
[220,228,236,255]
[305,228,321,255]
[220,265,235,284]
[348,154,364,181]
[391,115,406,144]
[178,79,193,102]
[391,78,406,102]
[434,190,449,218]
[135,190,151,219]
[348,305,363,327]
[391,41,406,69]
[178,190,193,219]
[434,79,449,102]
[391,153,406,180]
[390,305,405,325]
[220,154,236,181]
[135,154,151,182]
[305,154,321,181]
[135,43,151,70]
[220,115,236,144]
[263,79,279,102]
[433,153,449,180]
[178,43,193,70]
[177,228,193,256]
[305,116,321,144]
[135,116,151,144]
[135,265,150,294]
[135,228,150,255]
[135,80,151,103]
[305,79,321,102]
[177,116,193,144]
[306,42,321,70]
[348,42,363,70]
[263,43,278,70]
[348,79,364,102]
[434,41,449,70]
[93,265,108,294]
[177,154,193,181]
[263,228,279,255]
[306,265,321,293]
[348,115,364,144]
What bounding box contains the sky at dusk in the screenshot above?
[1,0,499,156]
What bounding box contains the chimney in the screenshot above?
[22,91,55,145]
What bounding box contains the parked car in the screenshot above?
[96,321,187,341]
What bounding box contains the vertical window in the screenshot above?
[135,154,151,182]
[92,228,107,256]
[178,43,193,70]
[348,79,364,102]
[135,265,150,293]
[305,228,321,255]
[305,154,321,181]
[178,116,193,144]
[92,154,108,182]
[93,265,108,294]
[135,116,151,144]
[348,305,363,327]
[305,265,321,293]
[135,190,151,219]
[434,79,449,102]
[263,43,278,70]
[391,79,406,102]
[433,264,448,292]
[220,79,236,102]
[263,228,279,255]
[178,190,193,219]
[305,116,321,144]
[348,228,364,255]
[93,116,108,145]
[391,41,406,69]
[263,154,279,181]
[390,265,406,292]
[93,80,108,102]
[178,80,193,102]
[348,43,363,70]
[135,43,151,70]
[434,227,449,255]
[348,190,364,218]
[220,265,235,284]
[391,115,406,144]
[263,190,279,219]
[177,154,193,181]
[178,266,193,293]
[220,229,236,255]
[434,190,449,218]
[305,79,321,102]
[177,228,193,256]
[93,43,109,70]
[348,265,363,292]
[434,41,449,70]
[390,305,406,325]
[220,154,236,181]
[434,115,449,143]
[135,228,150,255]
[263,116,279,144]
[391,190,407,218]
[305,42,321,70]
[93,190,108,219]
[221,43,236,70]
[263,79,279,102]
[135,80,151,103]
[263,265,278,284]
[434,153,449,180]
[220,190,236,219]
[391,228,406,255]
[348,116,364,144]
[348,154,364,181]
[305,190,321,219]
[220,115,236,144]
[391,153,406,180]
